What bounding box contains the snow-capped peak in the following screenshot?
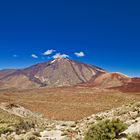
[50,57,70,64]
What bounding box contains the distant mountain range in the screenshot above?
[0,58,139,91]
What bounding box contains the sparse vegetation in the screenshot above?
[15,119,35,134]
[0,108,21,136]
[0,104,47,140]
[84,119,128,140]
[95,115,104,121]
[128,132,140,140]
[0,127,13,135]
[0,87,139,121]
[0,101,139,140]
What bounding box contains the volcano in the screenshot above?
[0,58,139,91]
[0,58,106,89]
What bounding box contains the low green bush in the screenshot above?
[84,119,128,140]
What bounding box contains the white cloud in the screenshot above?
[53,53,69,59]
[31,54,38,58]
[74,51,85,57]
[43,49,56,56]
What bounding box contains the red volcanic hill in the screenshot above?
[112,77,140,92]
[80,72,140,92]
[83,72,131,88]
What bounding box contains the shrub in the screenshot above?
[15,119,35,134]
[0,127,13,135]
[128,132,140,140]
[84,119,128,140]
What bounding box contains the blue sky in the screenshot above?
[0,0,140,76]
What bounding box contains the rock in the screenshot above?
[22,132,40,140]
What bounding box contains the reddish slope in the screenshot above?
[113,77,140,92]
[80,72,140,92]
[93,72,131,88]
[80,72,131,88]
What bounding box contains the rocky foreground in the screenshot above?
[0,102,140,140]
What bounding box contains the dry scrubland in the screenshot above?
[0,87,140,121]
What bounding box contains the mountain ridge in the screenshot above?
[0,58,106,89]
[0,58,139,91]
